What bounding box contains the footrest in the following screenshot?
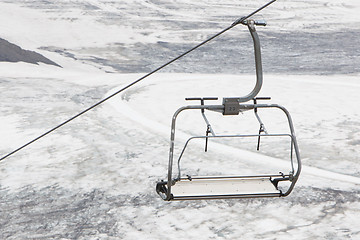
[157,175,283,200]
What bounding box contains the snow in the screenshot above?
[0,0,360,239]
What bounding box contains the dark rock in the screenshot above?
[0,38,61,67]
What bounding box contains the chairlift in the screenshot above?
[156,19,301,201]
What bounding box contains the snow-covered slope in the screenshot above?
[0,0,360,239]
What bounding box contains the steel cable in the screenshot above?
[0,0,276,162]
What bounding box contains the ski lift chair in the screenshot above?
[156,20,301,201]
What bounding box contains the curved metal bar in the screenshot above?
[236,20,263,103]
[176,136,194,180]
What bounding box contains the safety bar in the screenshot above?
[176,133,295,180]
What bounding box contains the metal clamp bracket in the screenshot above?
[222,98,241,115]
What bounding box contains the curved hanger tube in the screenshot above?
[231,20,263,103]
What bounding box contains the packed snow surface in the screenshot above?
[0,0,360,239]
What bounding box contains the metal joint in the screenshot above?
[222,98,241,115]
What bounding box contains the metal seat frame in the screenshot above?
[156,20,301,201]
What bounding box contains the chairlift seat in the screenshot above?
[157,175,286,200]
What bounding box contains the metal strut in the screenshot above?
[185,97,217,152]
[253,97,271,150]
[222,19,266,115]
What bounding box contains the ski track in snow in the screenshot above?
[107,83,360,185]
[106,73,360,187]
[1,73,360,239]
